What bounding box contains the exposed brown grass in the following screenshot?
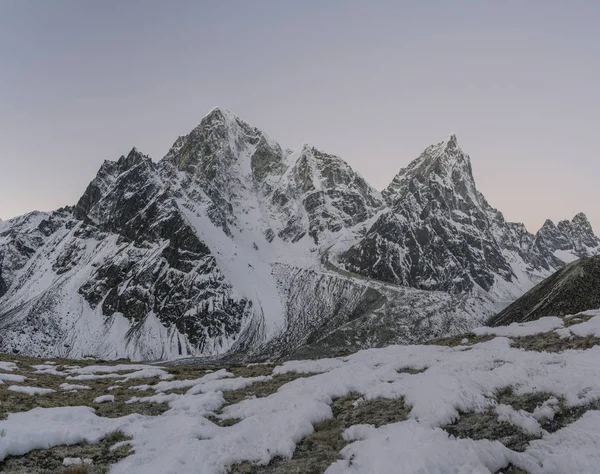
[397,367,427,375]
[510,332,600,352]
[445,385,600,456]
[62,465,91,474]
[562,313,595,328]
[0,430,133,474]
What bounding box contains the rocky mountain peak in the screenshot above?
[382,134,478,209]
[571,212,593,230]
[420,133,466,161]
[541,219,556,229]
[441,133,459,150]
[74,147,154,221]
[163,107,282,181]
[123,147,150,167]
[195,107,250,140]
[533,213,600,264]
[562,213,600,250]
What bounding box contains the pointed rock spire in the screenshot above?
[442,133,459,150]
[382,133,474,206]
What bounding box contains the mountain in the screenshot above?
[339,135,599,300]
[0,109,598,361]
[489,256,600,326]
[532,213,600,266]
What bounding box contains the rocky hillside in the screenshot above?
[0,108,598,361]
[490,256,600,326]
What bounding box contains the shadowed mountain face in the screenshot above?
[489,256,600,327]
[0,108,598,361]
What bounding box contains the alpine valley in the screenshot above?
[1,108,599,361]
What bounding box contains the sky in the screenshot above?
[1,0,599,233]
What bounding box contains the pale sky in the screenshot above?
[1,0,599,233]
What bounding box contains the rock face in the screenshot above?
[340,135,599,299]
[490,256,600,326]
[0,108,598,360]
[532,214,600,266]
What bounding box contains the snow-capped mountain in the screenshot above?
[340,134,599,300]
[0,109,598,360]
[532,213,600,266]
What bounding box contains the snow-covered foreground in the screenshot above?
[2,311,600,473]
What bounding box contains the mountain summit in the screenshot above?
[341,134,600,296]
[382,133,476,207]
[0,111,598,360]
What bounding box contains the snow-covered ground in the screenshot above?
[2,310,600,473]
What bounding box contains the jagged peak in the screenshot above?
[202,106,240,125]
[424,133,466,160]
[390,133,470,180]
[442,133,459,150]
[541,219,556,229]
[127,146,144,158]
[572,212,591,225]
[193,107,245,138]
[121,147,150,167]
[188,107,280,152]
[382,133,477,206]
[299,143,333,157]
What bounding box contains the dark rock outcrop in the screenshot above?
[490,256,600,326]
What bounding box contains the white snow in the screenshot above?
[326,421,512,474]
[0,373,25,383]
[0,407,137,460]
[563,310,600,338]
[66,365,173,382]
[553,248,579,263]
[8,385,55,395]
[0,362,17,371]
[3,314,600,472]
[515,410,600,474]
[532,398,559,421]
[60,383,92,391]
[63,457,92,466]
[94,395,115,403]
[494,404,544,436]
[32,364,65,375]
[67,364,163,375]
[473,316,564,337]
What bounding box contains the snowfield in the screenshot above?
[2,310,600,473]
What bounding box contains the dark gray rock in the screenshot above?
[490,256,600,326]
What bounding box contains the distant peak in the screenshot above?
[573,212,590,223]
[125,147,149,163]
[382,133,474,205]
[203,106,236,119]
[443,133,458,149]
[200,107,245,129]
[195,107,254,136]
[422,133,469,166]
[300,143,315,154]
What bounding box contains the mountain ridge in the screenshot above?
[1,108,598,361]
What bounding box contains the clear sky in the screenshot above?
[1,0,599,233]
